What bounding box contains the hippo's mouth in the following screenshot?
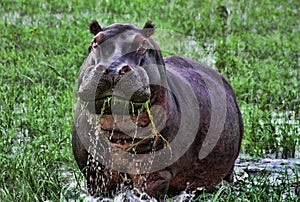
[84,91,149,115]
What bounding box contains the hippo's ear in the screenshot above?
[89,20,103,35]
[142,21,155,37]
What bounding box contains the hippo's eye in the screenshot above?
[137,47,147,55]
[137,40,148,55]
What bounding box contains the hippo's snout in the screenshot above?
[78,61,151,105]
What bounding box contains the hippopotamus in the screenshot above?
[72,20,243,200]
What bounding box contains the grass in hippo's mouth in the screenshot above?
[97,96,145,116]
[126,100,171,153]
[99,96,112,119]
[144,101,171,150]
[99,97,171,153]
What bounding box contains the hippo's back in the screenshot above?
[164,56,243,192]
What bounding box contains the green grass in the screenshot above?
[193,170,300,202]
[0,0,299,201]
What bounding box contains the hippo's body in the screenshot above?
[72,21,243,200]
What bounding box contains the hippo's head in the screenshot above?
[77,20,166,114]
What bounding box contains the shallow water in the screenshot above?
[61,153,299,201]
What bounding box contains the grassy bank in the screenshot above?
[0,0,299,201]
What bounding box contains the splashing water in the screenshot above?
[78,97,168,198]
[63,153,300,201]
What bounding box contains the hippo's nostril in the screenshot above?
[96,64,106,73]
[119,65,132,75]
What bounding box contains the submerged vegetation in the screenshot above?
[0,0,299,201]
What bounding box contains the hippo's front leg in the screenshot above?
[132,170,173,200]
[85,155,132,197]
